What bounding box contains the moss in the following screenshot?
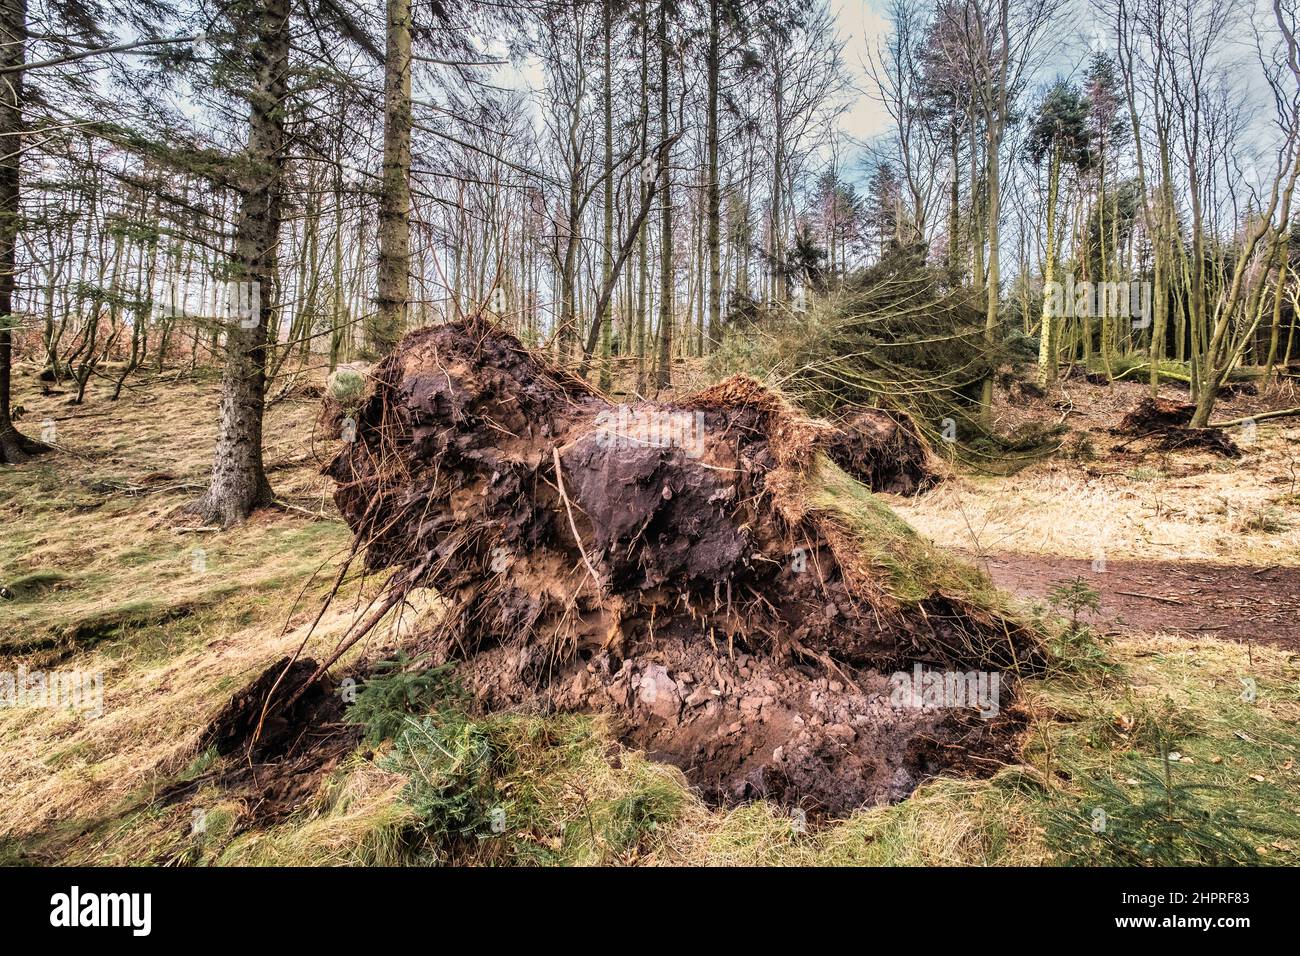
[807,454,1003,608]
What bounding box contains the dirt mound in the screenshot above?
[469,636,1028,812]
[1116,397,1240,457]
[1152,427,1240,456]
[1117,396,1195,432]
[824,407,939,495]
[323,316,1041,814]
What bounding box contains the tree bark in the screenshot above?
[1037,145,1060,388]
[373,0,412,356]
[0,0,45,464]
[599,0,614,387]
[705,0,721,351]
[189,0,289,525]
[654,1,673,389]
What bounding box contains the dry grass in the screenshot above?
[2,369,346,650]
[215,758,419,866]
[0,368,401,857]
[4,363,1298,867]
[893,380,1300,564]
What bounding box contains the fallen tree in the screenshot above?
[1115,397,1241,457]
[708,251,1058,471]
[825,407,940,495]
[315,317,1041,813]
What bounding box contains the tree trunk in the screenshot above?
[1037,147,1061,388]
[599,0,614,388]
[0,0,44,464]
[654,2,672,390]
[948,122,960,278]
[1266,251,1287,380]
[705,0,721,351]
[771,64,786,304]
[373,0,412,356]
[189,0,289,525]
[635,0,649,392]
[980,128,1001,421]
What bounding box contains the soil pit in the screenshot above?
[178,657,361,826]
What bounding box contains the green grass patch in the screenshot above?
[808,454,1002,607]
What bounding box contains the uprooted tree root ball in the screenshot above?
[1115,396,1205,435]
[825,407,940,495]
[319,317,1043,815]
[1115,397,1241,457]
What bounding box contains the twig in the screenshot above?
[273,498,336,521]
[1115,590,1184,605]
[278,564,425,716]
[552,445,604,593]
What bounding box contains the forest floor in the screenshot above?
[965,552,1300,649]
[891,373,1300,655]
[2,358,1299,865]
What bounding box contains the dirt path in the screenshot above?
[964,551,1300,651]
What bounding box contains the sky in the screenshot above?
[831,0,894,141]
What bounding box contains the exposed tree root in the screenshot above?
[1115,397,1241,457]
[824,406,940,495]
[297,316,1042,813]
[0,422,50,465]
